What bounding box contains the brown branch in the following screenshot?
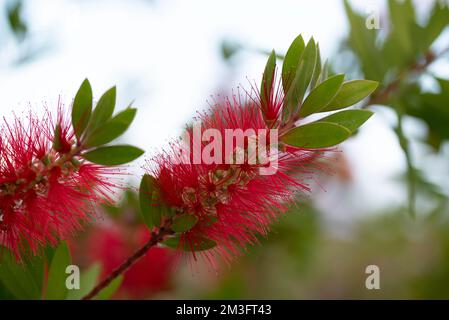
[367,50,438,107]
[81,225,173,300]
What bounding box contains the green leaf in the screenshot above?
[138,174,171,228]
[85,108,137,147]
[162,236,181,249]
[162,235,217,252]
[282,35,305,94]
[310,44,322,90]
[402,82,449,151]
[284,38,317,117]
[260,50,277,116]
[423,3,449,49]
[25,254,45,293]
[45,242,71,300]
[299,74,345,118]
[139,174,156,228]
[150,190,163,227]
[171,214,199,233]
[343,0,386,81]
[88,86,116,131]
[67,263,102,300]
[280,121,351,149]
[7,0,27,40]
[319,60,330,84]
[44,245,57,264]
[94,275,123,300]
[322,80,378,112]
[388,0,415,56]
[82,145,144,165]
[72,79,92,139]
[319,109,373,133]
[0,249,42,299]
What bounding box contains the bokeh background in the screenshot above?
[1,0,449,299]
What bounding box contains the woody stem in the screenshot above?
[81,225,173,300]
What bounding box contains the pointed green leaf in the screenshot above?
[282,34,305,93]
[280,121,351,149]
[322,80,378,112]
[150,190,163,227]
[45,242,71,300]
[310,43,322,90]
[139,174,156,229]
[25,254,45,293]
[319,109,374,133]
[0,249,42,299]
[388,0,414,56]
[284,38,317,116]
[85,108,137,147]
[319,59,330,84]
[343,0,386,81]
[89,86,116,130]
[44,245,57,264]
[299,74,345,118]
[161,236,181,249]
[72,79,92,139]
[423,2,449,48]
[260,50,277,115]
[82,145,144,165]
[171,214,199,233]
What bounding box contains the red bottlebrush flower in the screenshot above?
[146,91,322,267]
[0,100,121,260]
[85,222,175,299]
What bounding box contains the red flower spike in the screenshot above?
[147,91,324,266]
[0,101,122,260]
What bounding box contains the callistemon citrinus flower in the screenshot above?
[0,104,117,259]
[141,36,377,267]
[0,80,143,260]
[146,92,320,267]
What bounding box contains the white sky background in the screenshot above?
[0,0,446,222]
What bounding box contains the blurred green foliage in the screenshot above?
[340,0,449,217]
[343,0,449,146]
[169,205,449,299]
[5,0,27,41]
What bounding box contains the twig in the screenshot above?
[362,49,448,217]
[395,109,416,218]
[81,225,173,300]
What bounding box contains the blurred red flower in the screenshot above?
[0,102,120,260]
[85,222,175,299]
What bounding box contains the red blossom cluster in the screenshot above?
[0,101,119,259]
[147,77,323,266]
